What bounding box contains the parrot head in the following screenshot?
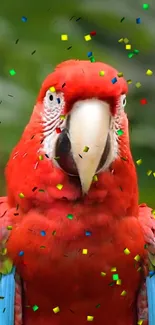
[6,60,138,216]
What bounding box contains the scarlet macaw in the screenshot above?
[0,60,155,325]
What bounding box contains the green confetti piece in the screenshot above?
[128,53,134,58]
[38,189,45,192]
[39,155,44,160]
[143,3,149,9]
[117,129,124,136]
[133,49,139,54]
[67,214,73,220]
[90,56,95,62]
[112,274,119,281]
[9,69,16,76]
[7,225,13,230]
[32,305,39,312]
[19,192,25,198]
[95,304,101,308]
[52,230,56,236]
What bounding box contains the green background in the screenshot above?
[0,0,155,207]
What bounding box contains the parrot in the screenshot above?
[0,59,155,325]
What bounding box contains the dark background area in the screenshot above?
[0,0,155,207]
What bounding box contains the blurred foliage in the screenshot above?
[0,0,155,207]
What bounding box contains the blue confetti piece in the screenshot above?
[40,230,46,236]
[111,77,117,84]
[149,271,155,277]
[21,16,27,22]
[19,251,24,256]
[136,17,141,24]
[57,98,61,104]
[87,51,92,58]
[85,231,92,236]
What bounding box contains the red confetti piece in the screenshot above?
[140,99,147,105]
[56,127,61,134]
[90,31,96,36]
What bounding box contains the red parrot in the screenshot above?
[0,60,155,325]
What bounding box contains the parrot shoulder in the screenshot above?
[138,203,155,246]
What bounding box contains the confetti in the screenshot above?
[128,53,134,58]
[31,50,36,55]
[62,83,66,88]
[82,249,88,255]
[146,69,153,76]
[40,230,46,236]
[83,146,89,152]
[67,46,72,50]
[134,255,141,261]
[117,72,123,77]
[101,272,106,277]
[133,49,139,54]
[126,44,131,50]
[87,51,92,57]
[111,77,117,84]
[93,175,98,182]
[137,320,144,325]
[9,69,16,76]
[118,38,124,43]
[112,274,119,281]
[136,18,141,24]
[76,17,81,21]
[153,172,155,177]
[117,129,124,136]
[56,184,63,190]
[53,306,60,313]
[32,305,39,311]
[49,86,56,92]
[143,4,149,9]
[136,159,142,165]
[127,79,132,84]
[67,214,73,220]
[39,155,44,160]
[99,71,105,76]
[140,98,147,105]
[56,128,61,134]
[19,192,25,198]
[135,82,141,88]
[61,34,68,41]
[60,114,66,120]
[19,251,24,256]
[7,225,12,230]
[85,231,92,236]
[120,17,125,22]
[121,290,127,296]
[90,31,96,36]
[124,248,130,255]
[57,98,61,104]
[21,16,27,22]
[15,39,19,44]
[84,35,91,41]
[90,56,95,62]
[111,267,117,272]
[87,316,94,321]
[96,304,101,308]
[116,279,122,285]
[124,38,129,44]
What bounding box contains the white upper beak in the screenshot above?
[69,99,111,194]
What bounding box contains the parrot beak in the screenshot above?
[69,99,111,194]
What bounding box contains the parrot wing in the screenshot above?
[0,196,22,325]
[138,203,155,325]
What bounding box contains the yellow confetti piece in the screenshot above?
[53,306,60,314]
[7,225,12,230]
[147,170,152,176]
[152,209,155,215]
[125,44,131,50]
[134,255,141,262]
[135,82,141,88]
[56,184,63,190]
[116,279,122,285]
[101,272,106,277]
[99,70,105,76]
[137,320,144,325]
[87,316,94,321]
[146,69,153,76]
[83,146,89,152]
[0,258,13,275]
[93,175,98,182]
[127,79,132,84]
[124,248,130,255]
[117,72,123,77]
[123,38,129,44]
[60,115,66,120]
[39,155,44,161]
[19,192,25,198]
[118,38,124,43]
[121,290,127,296]
[0,248,7,256]
[137,267,142,272]
[49,86,56,92]
[84,35,91,41]
[111,267,117,272]
[136,159,142,165]
[82,249,88,255]
[61,34,68,41]
[153,172,155,177]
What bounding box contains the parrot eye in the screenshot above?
[121,94,127,108]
